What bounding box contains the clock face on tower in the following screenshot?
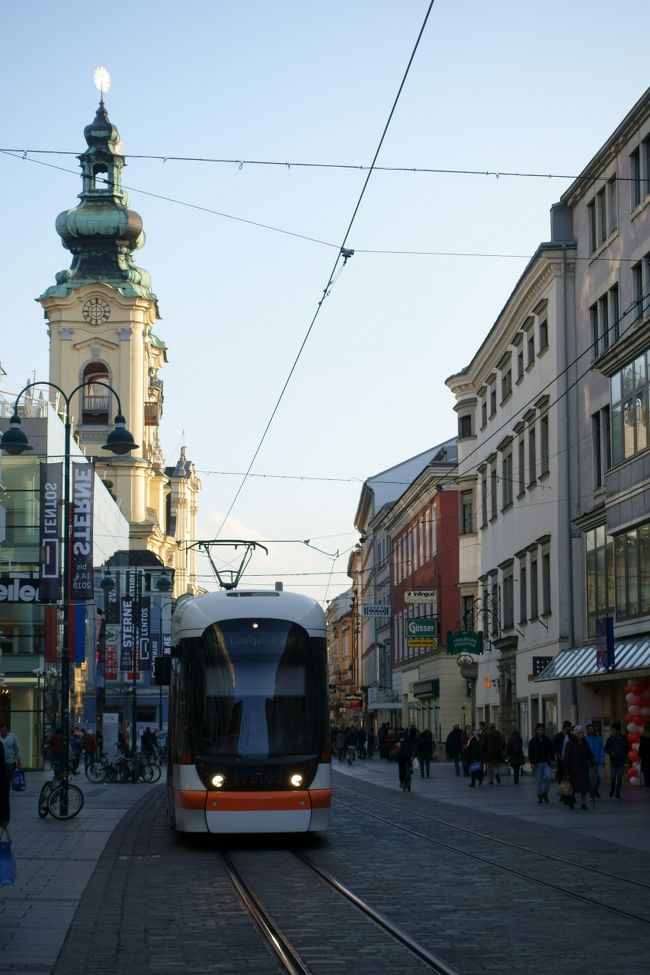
[82,297,111,325]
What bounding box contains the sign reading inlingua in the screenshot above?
[446,631,484,655]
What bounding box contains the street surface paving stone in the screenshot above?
[0,760,647,974]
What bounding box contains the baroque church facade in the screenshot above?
[38,96,201,594]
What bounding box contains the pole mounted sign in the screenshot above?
[362,604,391,618]
[404,590,437,606]
[446,631,484,655]
[406,618,438,649]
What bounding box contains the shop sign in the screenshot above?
[0,572,41,602]
[446,631,484,655]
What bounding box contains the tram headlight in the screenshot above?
[212,774,226,788]
[289,773,303,788]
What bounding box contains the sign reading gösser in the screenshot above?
[406,618,438,648]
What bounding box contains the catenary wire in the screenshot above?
[213,0,438,539]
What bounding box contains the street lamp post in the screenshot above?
[0,380,138,799]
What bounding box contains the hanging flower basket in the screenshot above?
[457,654,479,681]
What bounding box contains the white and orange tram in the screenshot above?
[164,587,331,833]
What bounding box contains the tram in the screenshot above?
[163,586,331,833]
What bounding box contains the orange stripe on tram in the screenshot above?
[176,790,208,810]
[204,791,312,812]
[309,789,332,809]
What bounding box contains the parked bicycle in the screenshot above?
[85,752,161,784]
[38,765,84,820]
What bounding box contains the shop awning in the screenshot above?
[536,635,650,681]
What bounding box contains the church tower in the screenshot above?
[38,92,200,592]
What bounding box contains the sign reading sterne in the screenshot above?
[362,604,391,617]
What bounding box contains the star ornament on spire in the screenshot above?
[93,66,111,101]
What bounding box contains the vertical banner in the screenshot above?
[68,603,86,664]
[105,571,121,624]
[105,624,119,681]
[120,595,134,671]
[70,463,94,600]
[39,463,62,601]
[138,596,151,672]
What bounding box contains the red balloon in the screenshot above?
[629,731,641,743]
[628,750,638,762]
[625,713,635,724]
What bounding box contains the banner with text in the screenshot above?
[69,463,94,600]
[39,463,62,601]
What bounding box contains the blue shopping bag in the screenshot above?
[11,769,26,792]
[0,829,16,886]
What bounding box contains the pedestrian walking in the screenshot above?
[81,730,98,772]
[344,727,357,765]
[0,724,21,775]
[460,724,472,776]
[604,721,628,799]
[398,726,417,788]
[552,720,573,804]
[564,725,595,810]
[480,723,504,784]
[366,730,376,759]
[70,732,82,773]
[585,723,604,798]
[466,730,484,788]
[505,729,525,784]
[416,730,434,778]
[528,722,554,803]
[639,721,650,788]
[445,724,463,776]
[0,739,10,828]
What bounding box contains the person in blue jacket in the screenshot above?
[586,723,605,798]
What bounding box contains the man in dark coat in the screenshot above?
[480,723,504,784]
[445,724,463,776]
[564,725,595,809]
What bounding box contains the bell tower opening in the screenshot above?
[81,362,110,424]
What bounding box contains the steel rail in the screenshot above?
[335,783,650,891]
[295,852,460,975]
[222,852,311,975]
[335,793,650,926]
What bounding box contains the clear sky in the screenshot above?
[1,1,648,603]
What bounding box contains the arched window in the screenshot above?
[82,363,110,424]
[91,163,109,191]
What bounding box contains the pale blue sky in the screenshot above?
[1,1,648,600]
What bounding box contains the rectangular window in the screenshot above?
[631,147,641,209]
[490,385,497,417]
[542,551,551,615]
[518,437,525,496]
[461,595,474,631]
[612,522,650,620]
[528,426,536,485]
[519,562,527,625]
[592,411,603,488]
[539,319,548,351]
[460,490,474,534]
[501,368,512,403]
[481,398,487,427]
[540,416,549,476]
[610,353,650,466]
[591,283,620,358]
[459,414,473,438]
[527,329,535,367]
[589,179,617,251]
[517,347,524,382]
[530,557,538,619]
[490,466,498,520]
[502,451,513,508]
[481,471,488,528]
[586,525,615,636]
[502,573,514,630]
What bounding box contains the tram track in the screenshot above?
[334,785,650,926]
[222,847,461,975]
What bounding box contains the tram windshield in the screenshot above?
[186,617,327,761]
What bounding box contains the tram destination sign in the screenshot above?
[362,604,391,618]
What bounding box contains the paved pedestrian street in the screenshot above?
[0,761,647,974]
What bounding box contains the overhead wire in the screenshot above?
[213,0,438,541]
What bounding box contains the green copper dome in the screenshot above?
[40,101,157,301]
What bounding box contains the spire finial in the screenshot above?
[93,66,111,105]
